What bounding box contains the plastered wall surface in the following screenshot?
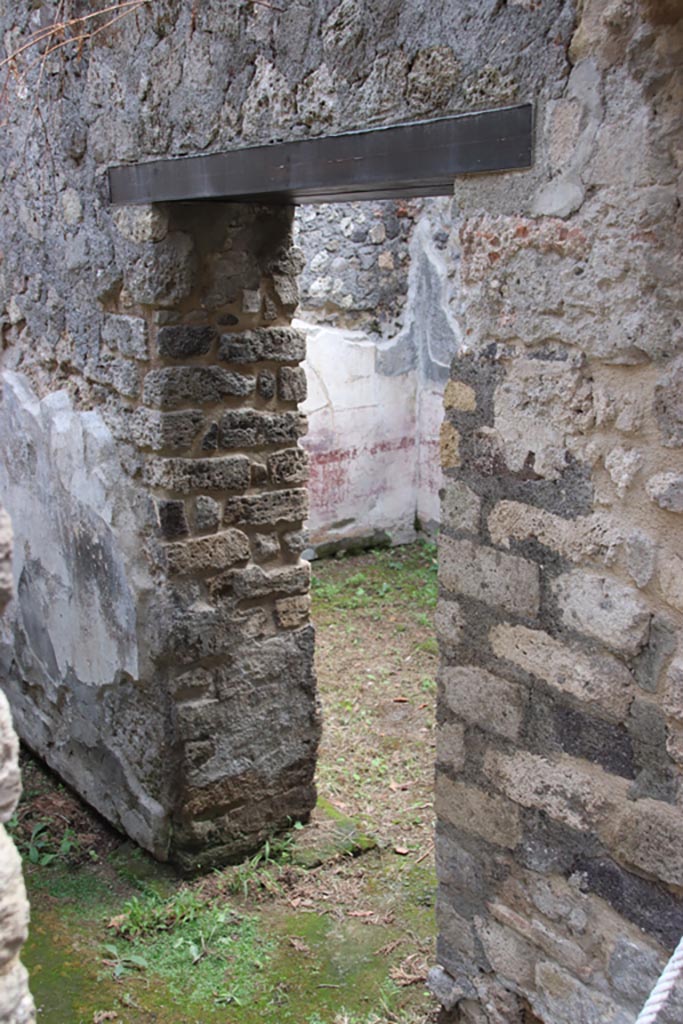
[0,508,35,1024]
[296,198,461,551]
[2,1,682,1020]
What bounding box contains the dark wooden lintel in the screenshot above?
[108,104,533,206]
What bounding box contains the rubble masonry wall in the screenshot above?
[433,1,683,1020]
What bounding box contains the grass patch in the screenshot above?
[105,890,275,1009]
[312,540,437,624]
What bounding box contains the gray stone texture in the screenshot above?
[219,327,306,364]
[156,325,217,360]
[0,509,35,1024]
[433,0,683,1020]
[0,193,316,870]
[144,456,251,494]
[143,366,254,408]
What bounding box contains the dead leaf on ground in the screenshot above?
[93,1012,118,1023]
[390,953,428,986]
[288,937,312,955]
[106,915,127,933]
[377,938,402,955]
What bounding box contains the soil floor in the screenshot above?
[9,542,441,1024]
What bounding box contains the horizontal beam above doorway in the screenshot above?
[108,104,533,206]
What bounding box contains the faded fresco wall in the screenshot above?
[296,198,461,552]
[432,1,683,1020]
[0,508,35,1024]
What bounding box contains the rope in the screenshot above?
[635,935,683,1024]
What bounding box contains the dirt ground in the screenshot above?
[9,541,441,1024]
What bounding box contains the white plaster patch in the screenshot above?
[298,320,418,548]
[0,372,142,688]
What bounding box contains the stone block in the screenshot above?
[230,562,311,600]
[634,614,676,693]
[488,900,589,977]
[493,355,593,480]
[608,937,670,1010]
[165,530,249,576]
[475,917,536,989]
[129,408,205,451]
[0,828,29,961]
[278,365,307,403]
[435,774,522,849]
[218,326,306,363]
[145,456,250,494]
[439,536,540,618]
[105,358,140,398]
[647,471,683,513]
[156,499,188,539]
[0,694,21,823]
[224,488,308,527]
[604,445,642,497]
[435,825,490,904]
[436,721,466,773]
[257,369,276,400]
[489,624,634,718]
[574,852,683,949]
[275,594,311,629]
[125,231,196,307]
[443,379,476,412]
[281,530,308,557]
[252,532,280,562]
[487,500,615,563]
[250,460,268,486]
[156,325,216,359]
[441,481,480,534]
[660,553,683,612]
[194,496,221,533]
[626,529,656,589]
[628,698,676,802]
[219,410,307,448]
[532,961,623,1024]
[655,357,683,447]
[440,421,461,468]
[551,571,651,654]
[441,665,523,740]
[527,692,636,780]
[664,653,683,722]
[113,204,168,243]
[427,965,466,1013]
[606,798,683,887]
[435,599,465,647]
[143,366,254,408]
[201,423,219,451]
[267,448,309,485]
[102,313,149,360]
[484,749,629,833]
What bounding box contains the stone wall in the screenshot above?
[11,2,683,1020]
[0,0,572,872]
[2,198,320,871]
[432,1,683,1020]
[0,507,35,1024]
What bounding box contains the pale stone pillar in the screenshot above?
[0,507,35,1024]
